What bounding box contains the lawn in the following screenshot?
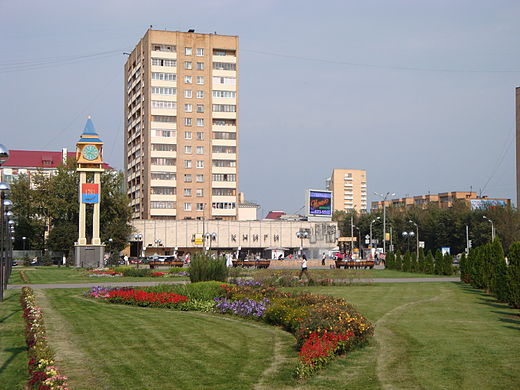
[0,290,27,390]
[8,266,189,284]
[32,282,519,389]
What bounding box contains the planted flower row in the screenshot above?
[21,287,69,390]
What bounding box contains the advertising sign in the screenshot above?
[81,183,99,204]
[470,199,507,210]
[308,190,332,216]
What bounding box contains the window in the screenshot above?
[184,118,192,126]
[151,157,176,166]
[213,132,236,140]
[196,90,204,99]
[213,62,236,71]
[212,188,236,196]
[196,76,204,85]
[184,104,193,113]
[152,87,176,95]
[196,146,204,154]
[185,47,192,55]
[184,90,192,98]
[152,44,176,53]
[196,104,204,113]
[184,160,192,168]
[184,146,192,154]
[212,173,236,182]
[196,48,204,56]
[184,174,192,183]
[196,188,204,197]
[196,62,204,70]
[184,61,192,70]
[152,144,176,151]
[151,187,176,195]
[151,172,176,180]
[152,72,176,81]
[213,49,236,56]
[151,58,176,67]
[196,203,204,211]
[184,202,192,211]
[151,201,175,209]
[212,202,236,209]
[151,129,176,138]
[184,188,192,197]
[196,160,204,168]
[213,119,236,126]
[196,174,204,182]
[212,159,236,167]
[212,76,236,85]
[184,75,192,84]
[196,132,204,140]
[152,115,176,123]
[184,131,192,139]
[212,90,236,98]
[196,118,204,127]
[212,104,236,112]
[212,145,236,154]
[152,100,176,109]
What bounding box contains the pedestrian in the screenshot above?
[299,254,309,280]
[124,255,129,265]
[321,252,326,266]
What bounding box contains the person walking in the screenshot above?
[321,252,326,266]
[299,254,309,280]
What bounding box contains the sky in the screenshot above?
[1,0,518,216]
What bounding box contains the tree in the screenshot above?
[506,242,520,308]
[442,252,453,275]
[402,251,411,273]
[434,250,443,275]
[418,247,426,273]
[489,238,507,301]
[425,250,434,274]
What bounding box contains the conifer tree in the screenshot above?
[418,247,426,273]
[403,251,412,272]
[434,249,443,275]
[459,252,468,283]
[443,252,453,275]
[506,242,520,308]
[425,250,435,274]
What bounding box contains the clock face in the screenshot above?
[82,145,99,161]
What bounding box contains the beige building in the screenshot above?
[326,169,368,212]
[125,29,239,220]
[131,219,338,259]
[371,191,510,211]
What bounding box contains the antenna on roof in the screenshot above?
[188,29,195,33]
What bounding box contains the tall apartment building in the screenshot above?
[125,29,239,220]
[326,169,368,212]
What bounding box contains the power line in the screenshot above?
[242,48,520,74]
[480,124,515,195]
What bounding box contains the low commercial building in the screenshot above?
[130,219,339,259]
[371,191,510,211]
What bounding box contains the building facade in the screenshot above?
[516,87,520,208]
[326,169,368,212]
[125,29,239,220]
[371,191,510,211]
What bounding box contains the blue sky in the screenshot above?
[1,0,518,215]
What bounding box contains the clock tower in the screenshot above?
[75,116,105,267]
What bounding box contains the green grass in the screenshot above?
[17,282,520,389]
[0,290,27,389]
[8,266,189,284]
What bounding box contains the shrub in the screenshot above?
[23,255,32,267]
[189,253,228,283]
[507,242,520,308]
[144,281,226,301]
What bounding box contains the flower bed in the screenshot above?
[151,272,166,277]
[88,269,122,277]
[106,289,188,308]
[20,287,69,390]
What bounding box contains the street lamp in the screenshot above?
[374,191,395,254]
[354,226,361,259]
[369,216,381,249]
[409,220,419,260]
[402,231,415,252]
[22,236,27,251]
[296,230,309,257]
[134,233,143,268]
[483,215,495,242]
[0,181,11,302]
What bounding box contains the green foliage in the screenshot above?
[418,247,425,273]
[385,252,394,269]
[507,242,520,308]
[459,253,468,283]
[113,267,151,277]
[425,251,434,274]
[144,281,226,301]
[442,252,453,275]
[434,250,442,275]
[402,252,411,272]
[189,253,228,283]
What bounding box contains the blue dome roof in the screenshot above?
[79,117,102,142]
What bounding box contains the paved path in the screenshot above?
[7,277,459,290]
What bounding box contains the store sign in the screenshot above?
[81,183,99,204]
[309,191,332,216]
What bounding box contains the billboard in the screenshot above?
[470,199,507,210]
[81,183,99,204]
[308,190,332,216]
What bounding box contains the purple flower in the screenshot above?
[213,297,270,317]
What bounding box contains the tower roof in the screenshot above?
[78,116,102,143]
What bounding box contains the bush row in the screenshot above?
[385,248,454,275]
[189,253,228,283]
[460,239,520,308]
[20,287,69,390]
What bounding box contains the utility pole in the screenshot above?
[350,215,354,258]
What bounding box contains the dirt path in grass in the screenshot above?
[374,287,452,390]
[35,290,107,390]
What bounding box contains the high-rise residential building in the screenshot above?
[326,169,368,212]
[125,29,239,220]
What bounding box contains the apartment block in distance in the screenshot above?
[125,29,239,220]
[326,169,368,212]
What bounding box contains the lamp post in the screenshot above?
[204,233,217,252]
[369,216,381,249]
[134,233,143,268]
[402,230,415,252]
[409,220,419,260]
[296,230,309,257]
[354,226,361,259]
[483,215,495,242]
[374,192,395,254]
[0,183,11,302]
[22,236,26,251]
